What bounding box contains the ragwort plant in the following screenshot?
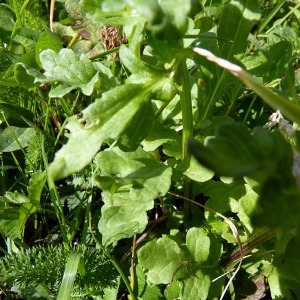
[0,0,300,299]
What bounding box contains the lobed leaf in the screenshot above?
[49,73,170,180]
[138,237,190,285]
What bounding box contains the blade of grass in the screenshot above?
[193,47,300,124]
[41,134,70,248]
[57,251,85,300]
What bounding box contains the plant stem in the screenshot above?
[90,216,137,300]
[178,61,193,221]
[41,135,70,249]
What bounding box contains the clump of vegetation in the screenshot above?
[0,0,300,299]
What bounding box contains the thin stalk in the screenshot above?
[130,234,137,300]
[242,95,257,125]
[67,33,81,49]
[90,47,121,61]
[1,112,35,170]
[265,2,300,35]
[41,135,70,249]
[8,0,31,50]
[258,1,286,33]
[90,216,137,300]
[178,61,193,221]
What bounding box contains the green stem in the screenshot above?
[41,135,70,249]
[225,227,277,271]
[179,62,193,159]
[178,60,193,221]
[90,216,137,300]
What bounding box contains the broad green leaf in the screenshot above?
[135,265,164,300]
[117,100,154,151]
[95,146,172,202]
[14,63,36,88]
[251,176,300,229]
[264,41,292,82]
[200,180,245,216]
[93,61,119,93]
[262,238,300,299]
[142,121,180,152]
[49,75,170,180]
[99,204,149,246]
[176,155,214,182]
[180,270,210,300]
[238,185,259,232]
[12,50,40,88]
[186,228,210,264]
[0,126,35,152]
[95,147,171,244]
[280,60,299,103]
[35,29,62,67]
[186,227,223,266]
[194,0,261,120]
[81,0,142,26]
[13,27,41,51]
[39,48,99,97]
[188,122,293,178]
[119,43,156,77]
[217,0,261,61]
[0,208,22,238]
[188,123,265,177]
[0,48,19,72]
[241,50,269,76]
[138,237,190,284]
[0,192,30,205]
[0,4,15,44]
[156,0,190,39]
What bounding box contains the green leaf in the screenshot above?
[186,227,223,266]
[193,47,300,124]
[95,147,172,202]
[99,204,149,246]
[27,171,47,207]
[194,0,261,120]
[188,122,292,178]
[280,60,299,103]
[262,238,300,298]
[142,121,180,152]
[39,48,99,97]
[135,265,164,300]
[0,4,15,44]
[35,29,62,67]
[264,41,292,81]
[0,208,22,238]
[0,48,19,72]
[0,192,30,205]
[186,228,210,264]
[138,237,190,284]
[49,74,170,180]
[13,27,41,51]
[95,147,171,245]
[179,270,210,300]
[217,0,261,61]
[57,251,84,300]
[117,100,154,151]
[176,155,214,183]
[0,126,35,152]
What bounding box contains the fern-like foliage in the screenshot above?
[25,133,55,169]
[0,244,119,299]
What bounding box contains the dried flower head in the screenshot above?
[102,26,128,58]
